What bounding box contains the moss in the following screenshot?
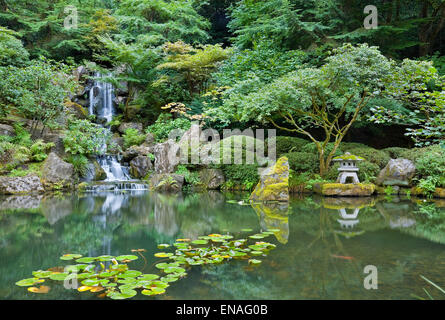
[333,154,365,161]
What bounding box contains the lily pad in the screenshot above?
[60,254,83,261]
[16,278,43,287]
[158,244,170,249]
[138,274,159,281]
[191,239,208,245]
[116,255,138,261]
[154,252,173,258]
[249,259,262,265]
[75,257,97,264]
[49,273,70,281]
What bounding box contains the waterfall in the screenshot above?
[88,72,143,185]
[97,155,131,181]
[89,72,115,124]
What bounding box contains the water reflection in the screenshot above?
[1,192,445,299]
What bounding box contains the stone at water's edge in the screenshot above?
[41,152,75,189]
[314,183,376,197]
[411,187,445,199]
[249,157,289,202]
[149,173,184,193]
[199,169,225,190]
[130,156,153,179]
[376,158,416,187]
[0,175,44,194]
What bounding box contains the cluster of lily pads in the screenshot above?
[15,230,279,299]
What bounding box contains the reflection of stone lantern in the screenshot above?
[333,152,364,184]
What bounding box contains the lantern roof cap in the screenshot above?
[333,152,364,161]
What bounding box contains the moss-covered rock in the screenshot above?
[250,157,289,202]
[313,183,376,197]
[411,187,445,198]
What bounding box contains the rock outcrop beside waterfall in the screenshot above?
[41,152,76,189]
[153,139,179,174]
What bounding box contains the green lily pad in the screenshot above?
[119,270,142,278]
[251,251,264,256]
[49,273,70,281]
[191,239,208,245]
[75,257,97,264]
[15,278,43,287]
[97,255,114,262]
[158,244,170,249]
[116,255,138,261]
[241,228,253,232]
[107,289,137,300]
[32,270,53,278]
[60,254,83,261]
[249,259,262,265]
[138,274,159,281]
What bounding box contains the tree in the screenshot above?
[156,41,231,95]
[0,26,29,67]
[0,58,77,134]
[208,44,397,176]
[114,0,210,45]
[369,59,444,147]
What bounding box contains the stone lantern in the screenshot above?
[333,152,364,184]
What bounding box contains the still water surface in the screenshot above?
[1,191,445,300]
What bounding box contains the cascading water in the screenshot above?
[88,73,148,191]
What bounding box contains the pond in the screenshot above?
[1,191,445,300]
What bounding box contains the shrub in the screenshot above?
[30,140,55,162]
[339,142,369,151]
[348,147,390,168]
[221,164,259,190]
[66,154,89,176]
[175,165,200,185]
[213,135,267,166]
[123,128,146,149]
[274,136,309,156]
[12,123,32,148]
[382,147,409,159]
[411,145,445,187]
[63,119,110,155]
[281,152,319,173]
[146,113,191,142]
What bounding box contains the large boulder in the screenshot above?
[250,156,289,202]
[41,152,75,188]
[149,173,184,192]
[122,144,152,162]
[82,160,107,182]
[314,183,376,197]
[376,158,416,187]
[153,139,180,174]
[0,124,15,137]
[199,169,225,190]
[0,175,44,194]
[130,156,153,179]
[118,122,143,134]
